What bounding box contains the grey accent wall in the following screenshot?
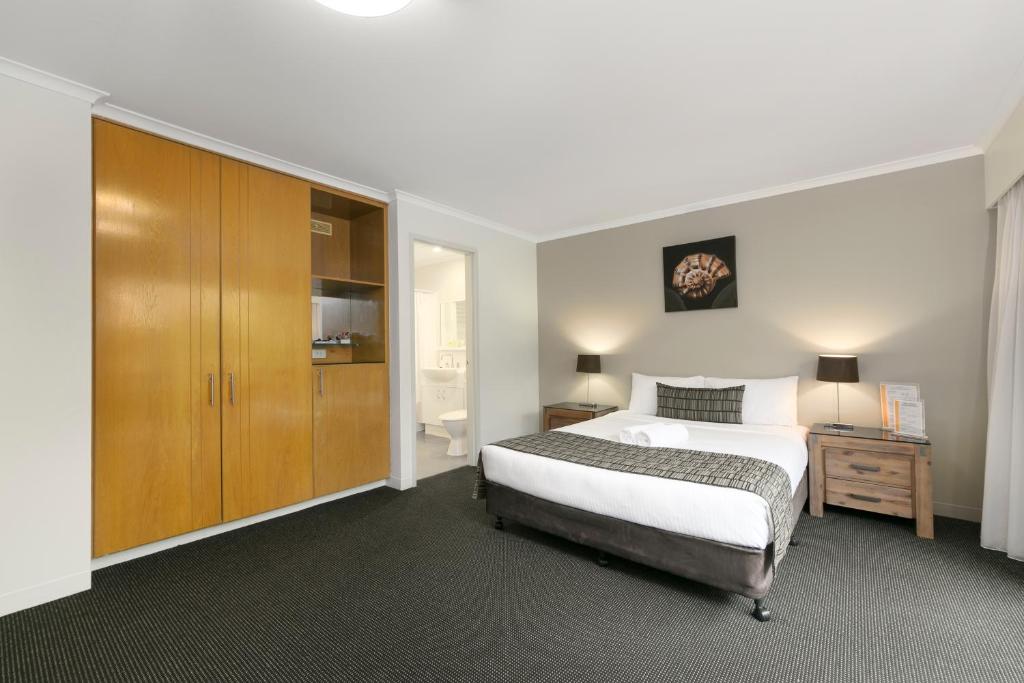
[538,157,993,519]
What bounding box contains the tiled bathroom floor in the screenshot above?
[416,431,468,480]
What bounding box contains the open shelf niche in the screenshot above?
[311,185,387,365]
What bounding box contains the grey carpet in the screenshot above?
[2,466,1023,682]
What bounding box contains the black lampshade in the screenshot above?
[576,354,601,374]
[816,354,859,383]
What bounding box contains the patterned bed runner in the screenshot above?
[474,430,794,566]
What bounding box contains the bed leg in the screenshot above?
[752,599,771,622]
[494,515,504,530]
[597,551,610,567]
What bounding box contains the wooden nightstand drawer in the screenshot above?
[824,448,912,488]
[542,403,617,431]
[547,409,589,430]
[825,478,913,518]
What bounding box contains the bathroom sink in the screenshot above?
[422,367,458,383]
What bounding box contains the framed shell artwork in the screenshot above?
[663,235,738,312]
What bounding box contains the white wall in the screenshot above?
[415,257,467,371]
[0,72,97,616]
[390,196,540,489]
[986,95,1024,206]
[415,258,466,304]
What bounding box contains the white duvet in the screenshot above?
[481,411,809,550]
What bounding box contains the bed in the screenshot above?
[478,395,809,622]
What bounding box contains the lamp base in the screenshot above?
[824,422,854,431]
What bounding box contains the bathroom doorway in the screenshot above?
[413,240,475,480]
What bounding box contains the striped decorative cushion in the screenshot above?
[656,383,745,424]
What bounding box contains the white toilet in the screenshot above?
[439,409,468,457]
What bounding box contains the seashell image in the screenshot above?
[663,236,737,312]
[672,252,732,299]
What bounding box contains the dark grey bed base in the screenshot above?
[486,471,807,621]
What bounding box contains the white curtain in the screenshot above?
[982,177,1024,559]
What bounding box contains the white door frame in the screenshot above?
[408,236,481,481]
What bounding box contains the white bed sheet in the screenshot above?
[481,411,809,550]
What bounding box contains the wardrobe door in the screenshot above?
[313,364,390,496]
[93,120,222,557]
[221,159,313,520]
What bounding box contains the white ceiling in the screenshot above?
[2,0,1023,239]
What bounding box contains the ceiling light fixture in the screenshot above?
[313,0,413,17]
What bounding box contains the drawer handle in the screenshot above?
[850,463,881,473]
[849,493,882,503]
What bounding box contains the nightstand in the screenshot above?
[543,402,617,431]
[809,423,933,539]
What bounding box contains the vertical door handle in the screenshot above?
[228,372,235,405]
[208,373,215,406]
[318,368,325,396]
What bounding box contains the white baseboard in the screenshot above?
[387,475,417,490]
[92,480,386,570]
[0,570,91,618]
[934,501,982,523]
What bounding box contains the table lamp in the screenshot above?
[817,354,859,431]
[576,354,601,408]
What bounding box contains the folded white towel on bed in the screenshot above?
[632,423,690,448]
[618,425,648,444]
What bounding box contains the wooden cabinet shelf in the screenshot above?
[310,185,387,365]
[312,358,387,366]
[310,187,385,284]
[312,274,385,297]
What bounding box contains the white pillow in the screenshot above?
[628,373,705,415]
[705,376,799,426]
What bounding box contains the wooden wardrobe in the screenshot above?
[93,120,390,557]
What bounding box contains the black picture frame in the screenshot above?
[663,236,738,312]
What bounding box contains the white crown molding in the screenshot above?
[93,102,391,203]
[0,56,108,103]
[391,190,538,243]
[93,106,540,238]
[94,105,540,240]
[540,145,984,243]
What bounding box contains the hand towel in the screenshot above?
[634,423,690,448]
[618,425,647,444]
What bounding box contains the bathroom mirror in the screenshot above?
[439,299,466,348]
[312,296,352,342]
